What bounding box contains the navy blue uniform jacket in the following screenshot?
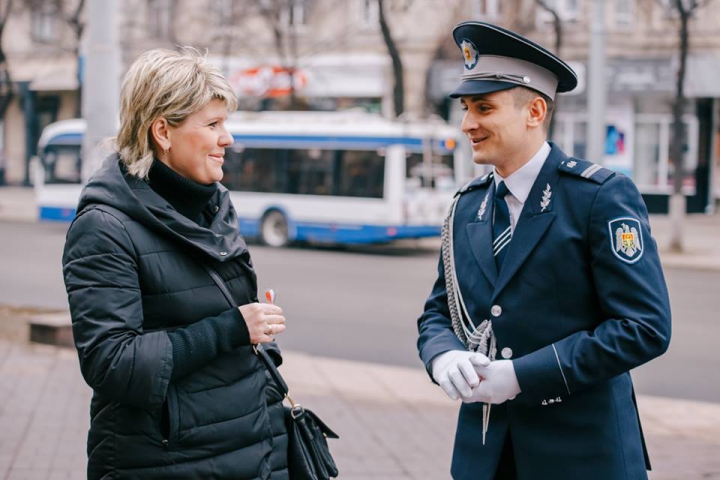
[417,144,671,480]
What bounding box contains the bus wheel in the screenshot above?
[260,210,290,247]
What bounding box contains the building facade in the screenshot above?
[2,0,719,214]
[430,0,720,213]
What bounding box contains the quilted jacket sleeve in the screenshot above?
[62,208,173,411]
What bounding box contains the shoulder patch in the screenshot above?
[608,217,644,264]
[558,158,615,184]
[456,172,493,196]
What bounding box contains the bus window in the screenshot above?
[335,150,384,198]
[222,147,282,193]
[406,153,454,190]
[222,147,385,198]
[287,149,334,196]
[42,146,82,184]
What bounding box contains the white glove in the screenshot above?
[462,360,521,405]
[432,350,491,401]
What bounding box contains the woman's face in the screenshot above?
[164,99,234,185]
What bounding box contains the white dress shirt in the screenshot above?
[493,142,551,232]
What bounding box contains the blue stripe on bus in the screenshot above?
[45,133,84,147]
[39,206,77,221]
[239,218,440,244]
[39,207,441,243]
[46,133,455,153]
[232,135,453,153]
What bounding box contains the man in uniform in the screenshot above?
[416,21,671,480]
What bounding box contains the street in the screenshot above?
[1,220,719,403]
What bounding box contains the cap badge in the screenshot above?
[460,38,479,70]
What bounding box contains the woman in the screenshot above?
[62,48,289,479]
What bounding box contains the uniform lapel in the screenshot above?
[466,183,497,286]
[493,145,565,295]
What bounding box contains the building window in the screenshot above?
[473,0,501,19]
[31,3,58,43]
[614,0,635,26]
[213,0,234,26]
[536,0,581,24]
[281,0,309,28]
[360,0,379,27]
[148,0,172,39]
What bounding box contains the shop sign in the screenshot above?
[231,66,308,98]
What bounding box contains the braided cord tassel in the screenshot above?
[441,195,469,347]
[441,190,497,445]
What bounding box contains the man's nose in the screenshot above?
[461,111,476,135]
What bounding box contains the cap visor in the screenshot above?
[448,80,517,99]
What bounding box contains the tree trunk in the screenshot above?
[668,0,692,252]
[535,0,562,138]
[0,0,14,123]
[378,0,404,118]
[70,0,86,117]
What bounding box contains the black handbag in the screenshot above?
[203,266,339,480]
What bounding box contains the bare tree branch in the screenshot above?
[378,0,404,117]
[535,0,562,56]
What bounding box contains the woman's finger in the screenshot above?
[263,315,286,325]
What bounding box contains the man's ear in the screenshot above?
[150,117,171,153]
[527,97,547,130]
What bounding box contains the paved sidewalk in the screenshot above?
[0,339,719,479]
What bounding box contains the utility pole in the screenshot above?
[586,0,606,164]
[81,0,120,182]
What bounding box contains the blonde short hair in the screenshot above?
[116,47,238,179]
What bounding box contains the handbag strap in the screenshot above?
[202,265,292,398]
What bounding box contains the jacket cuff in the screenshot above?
[512,343,572,406]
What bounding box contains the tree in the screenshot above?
[535,0,563,138]
[663,0,712,252]
[64,0,85,117]
[257,0,302,110]
[0,0,14,125]
[378,0,404,117]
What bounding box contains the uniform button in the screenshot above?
[491,305,502,317]
[556,397,562,403]
[219,251,227,256]
[214,206,220,213]
[548,398,555,404]
[501,347,513,359]
[541,400,548,406]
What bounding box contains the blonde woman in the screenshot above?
[63,48,289,479]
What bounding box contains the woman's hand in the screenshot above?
[239,303,286,344]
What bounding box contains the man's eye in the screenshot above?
[209,121,218,127]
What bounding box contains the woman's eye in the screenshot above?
[209,121,218,127]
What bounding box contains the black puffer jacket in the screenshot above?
[62,156,288,479]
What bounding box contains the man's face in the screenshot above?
[460,89,529,168]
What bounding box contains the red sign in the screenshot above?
[232,66,308,98]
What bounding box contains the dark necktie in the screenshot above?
[493,181,512,269]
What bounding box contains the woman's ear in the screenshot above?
[527,97,547,130]
[150,117,171,155]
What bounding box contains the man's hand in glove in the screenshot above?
[462,360,521,405]
[432,351,491,401]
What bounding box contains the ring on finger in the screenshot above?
[265,323,273,335]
